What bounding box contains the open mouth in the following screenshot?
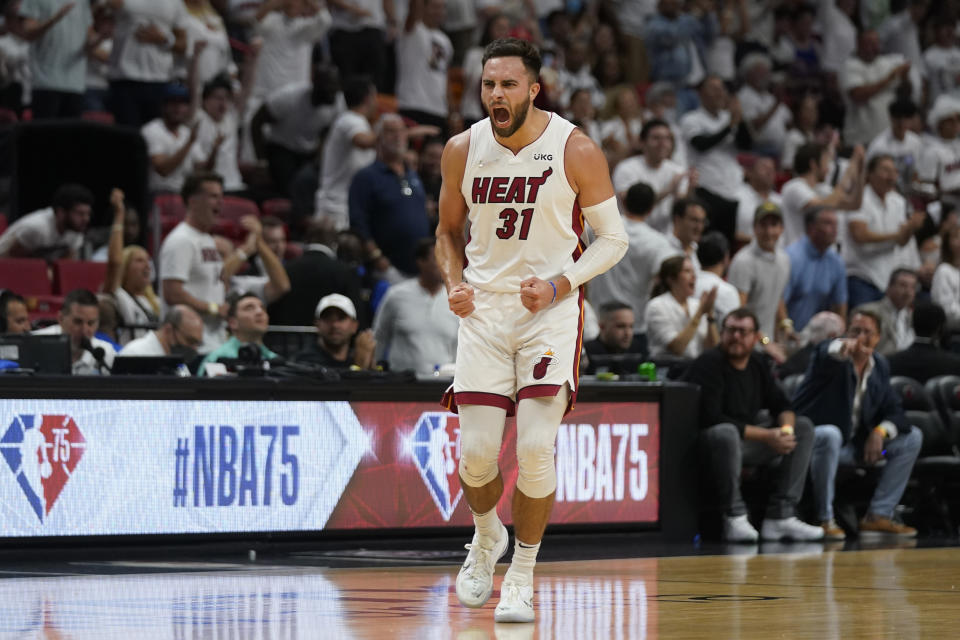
[492,106,510,126]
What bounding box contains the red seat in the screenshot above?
[261,198,292,223]
[154,193,186,221]
[81,111,115,125]
[0,213,7,236]
[220,195,260,222]
[26,294,63,323]
[53,260,108,294]
[0,258,51,295]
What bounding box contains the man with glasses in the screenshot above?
[793,309,922,540]
[118,305,204,359]
[683,307,823,543]
[669,198,707,272]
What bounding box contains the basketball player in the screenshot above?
[436,38,628,622]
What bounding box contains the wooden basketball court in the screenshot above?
[0,545,957,638]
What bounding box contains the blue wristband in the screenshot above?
[549,280,557,303]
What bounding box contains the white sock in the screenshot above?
[472,508,502,546]
[504,539,540,585]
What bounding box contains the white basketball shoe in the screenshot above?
[494,576,535,623]
[456,522,509,608]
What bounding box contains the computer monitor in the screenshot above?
[111,355,185,375]
[0,334,71,374]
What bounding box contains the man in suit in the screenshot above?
[267,219,365,327]
[889,302,960,383]
[856,268,917,356]
[793,308,923,540]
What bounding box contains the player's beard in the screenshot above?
[489,96,531,138]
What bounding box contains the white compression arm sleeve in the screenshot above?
[561,195,628,290]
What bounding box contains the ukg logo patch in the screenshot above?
[410,412,462,521]
[0,415,86,521]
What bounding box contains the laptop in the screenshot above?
[0,334,71,374]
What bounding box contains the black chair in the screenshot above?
[926,375,960,454]
[891,376,960,535]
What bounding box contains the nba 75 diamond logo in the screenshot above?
[0,414,86,521]
[410,412,462,521]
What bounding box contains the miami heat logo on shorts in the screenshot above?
[533,349,558,380]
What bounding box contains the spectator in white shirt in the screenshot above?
[819,0,857,77]
[600,86,644,166]
[728,201,792,351]
[840,30,911,146]
[141,83,205,195]
[736,52,790,159]
[924,18,960,104]
[589,182,680,343]
[877,0,927,103]
[250,0,331,103]
[159,172,229,353]
[0,183,92,259]
[106,0,188,127]
[181,0,236,87]
[567,87,603,145]
[611,119,693,234]
[18,0,95,119]
[643,82,687,166]
[251,63,343,197]
[118,304,204,358]
[780,92,819,171]
[101,189,159,344]
[190,67,255,195]
[645,255,719,359]
[918,95,960,207]
[734,155,781,245]
[372,238,458,375]
[315,75,378,230]
[866,99,922,194]
[681,75,748,244]
[932,225,960,330]
[395,0,453,132]
[856,268,919,356]
[844,155,926,309]
[694,230,741,325]
[780,142,864,247]
[555,38,604,110]
[669,197,706,272]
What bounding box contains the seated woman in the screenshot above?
[104,189,160,344]
[645,255,718,359]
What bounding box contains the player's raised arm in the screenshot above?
[435,130,475,318]
[556,129,628,297]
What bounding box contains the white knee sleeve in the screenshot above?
[457,404,507,488]
[514,388,569,499]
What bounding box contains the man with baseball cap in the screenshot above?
[293,293,377,369]
[728,202,793,356]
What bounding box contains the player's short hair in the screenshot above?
[482,38,542,81]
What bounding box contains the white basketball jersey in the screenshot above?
[460,114,582,293]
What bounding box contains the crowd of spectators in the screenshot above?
[0,0,958,540]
